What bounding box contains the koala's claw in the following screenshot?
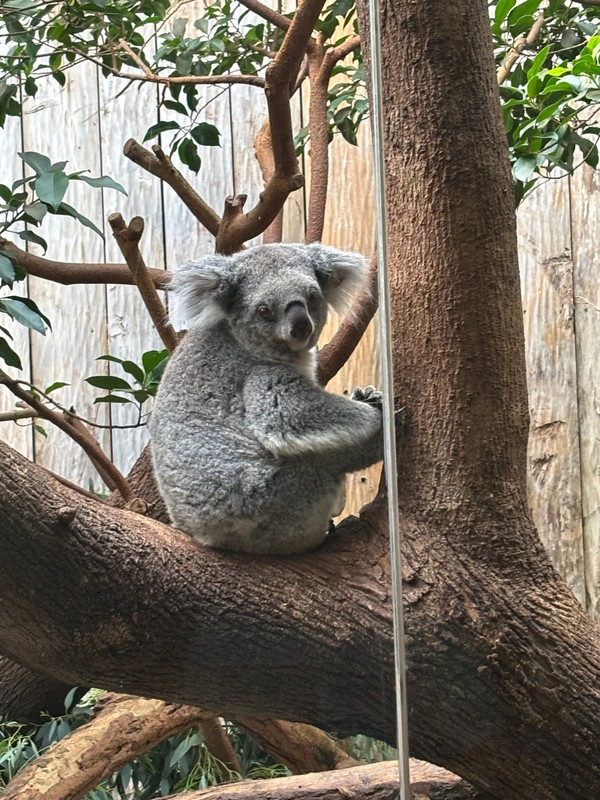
[351,385,383,407]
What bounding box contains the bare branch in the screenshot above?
[157,761,483,800]
[118,37,155,78]
[0,238,170,288]
[321,34,361,74]
[317,251,378,386]
[497,13,545,85]
[235,0,292,31]
[0,370,134,502]
[235,718,359,772]
[108,214,179,353]
[0,407,38,422]
[123,140,222,237]
[253,120,284,244]
[305,37,330,244]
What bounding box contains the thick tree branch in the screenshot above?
[122,140,222,236]
[0,238,170,287]
[108,213,178,353]
[1,693,214,800]
[253,120,284,244]
[159,761,491,800]
[317,251,378,386]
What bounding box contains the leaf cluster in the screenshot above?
[493,0,600,201]
[0,151,125,369]
[85,348,169,414]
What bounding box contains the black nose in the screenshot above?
[287,304,313,341]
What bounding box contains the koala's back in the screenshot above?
[150,323,345,554]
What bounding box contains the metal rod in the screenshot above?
[367,5,412,797]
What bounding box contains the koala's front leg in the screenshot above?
[244,367,383,473]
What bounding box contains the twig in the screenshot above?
[497,13,546,85]
[0,370,135,502]
[317,250,379,386]
[108,214,179,353]
[235,0,292,32]
[123,141,222,236]
[118,38,154,78]
[0,407,38,422]
[0,238,170,288]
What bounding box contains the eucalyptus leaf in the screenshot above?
[0,336,22,369]
[35,170,69,209]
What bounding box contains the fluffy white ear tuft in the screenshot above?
[169,255,233,330]
[308,243,368,312]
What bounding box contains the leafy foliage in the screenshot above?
[492,0,600,201]
[0,690,289,798]
[0,151,125,368]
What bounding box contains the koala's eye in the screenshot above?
[257,304,275,321]
[307,289,321,310]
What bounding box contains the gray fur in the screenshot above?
[150,243,383,555]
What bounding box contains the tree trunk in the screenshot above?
[1,2,600,800]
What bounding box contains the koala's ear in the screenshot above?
[169,255,238,330]
[308,243,368,312]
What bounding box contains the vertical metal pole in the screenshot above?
[367,4,412,797]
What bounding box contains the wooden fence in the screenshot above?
[0,32,599,617]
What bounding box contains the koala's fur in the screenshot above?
[150,243,383,555]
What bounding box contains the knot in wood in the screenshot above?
[124,497,148,515]
[57,506,77,525]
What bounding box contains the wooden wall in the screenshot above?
[1,26,599,615]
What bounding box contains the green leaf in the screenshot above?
[142,348,169,374]
[24,76,37,97]
[178,137,201,173]
[0,336,22,369]
[513,155,538,181]
[121,359,145,385]
[93,394,131,404]
[97,354,125,364]
[495,0,516,25]
[45,381,69,394]
[526,44,550,81]
[73,174,127,195]
[0,184,11,202]
[35,424,47,437]
[85,375,133,391]
[18,229,48,252]
[18,151,52,176]
[0,253,16,286]
[35,171,69,210]
[190,122,220,146]
[0,297,50,335]
[143,120,181,142]
[23,201,48,222]
[172,17,188,37]
[54,202,104,238]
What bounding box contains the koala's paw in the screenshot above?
[351,385,383,407]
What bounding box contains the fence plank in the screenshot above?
[20,63,112,491]
[518,177,586,606]
[569,165,600,617]
[99,74,166,476]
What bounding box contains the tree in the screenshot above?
[1,0,600,799]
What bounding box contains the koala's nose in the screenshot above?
[286,303,314,342]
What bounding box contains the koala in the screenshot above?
[150,242,384,556]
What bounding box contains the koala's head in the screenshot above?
[170,243,367,364]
